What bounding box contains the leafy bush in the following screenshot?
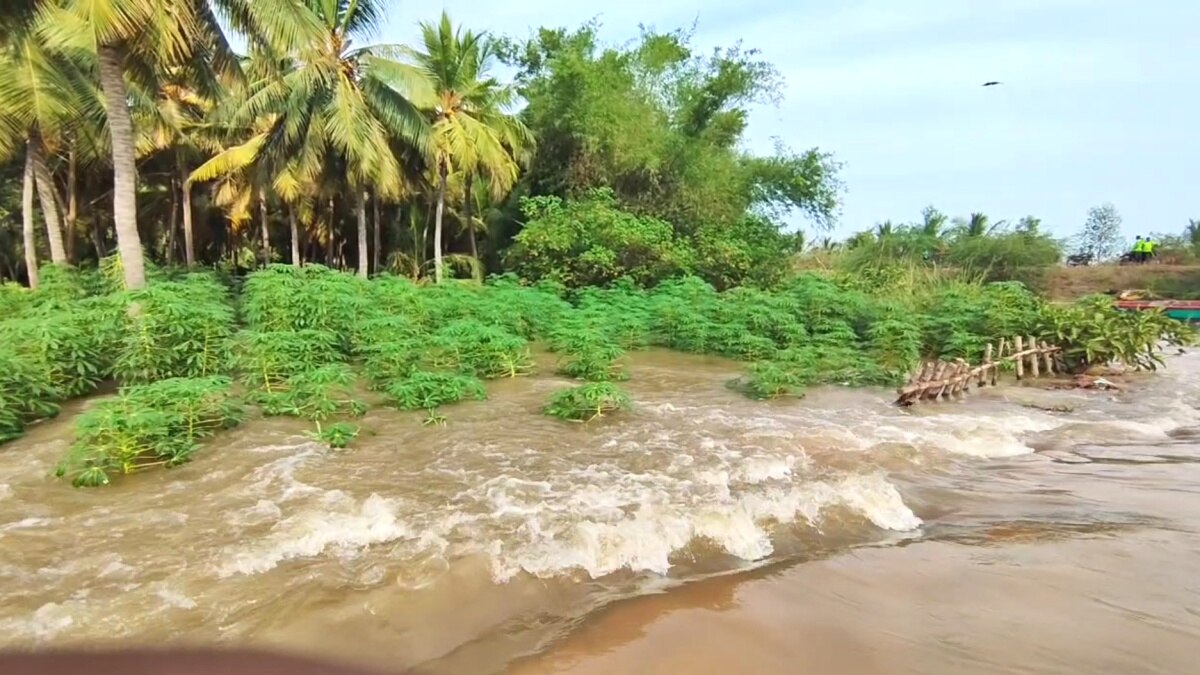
[308,422,360,449]
[259,364,366,420]
[55,377,244,487]
[241,264,367,352]
[383,371,487,413]
[237,329,344,395]
[0,348,60,442]
[544,382,632,421]
[115,276,235,384]
[505,190,693,287]
[1040,295,1193,371]
[431,321,533,379]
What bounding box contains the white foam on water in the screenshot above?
[487,473,920,581]
[852,411,1060,458]
[218,492,412,577]
[27,602,74,641]
[0,484,11,501]
[152,583,197,610]
[0,516,55,533]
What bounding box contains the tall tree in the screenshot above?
[1073,203,1125,261]
[0,32,97,268]
[191,0,431,278]
[921,206,948,239]
[33,0,286,287]
[21,146,38,288]
[406,12,531,282]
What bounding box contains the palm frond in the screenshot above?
[188,132,268,184]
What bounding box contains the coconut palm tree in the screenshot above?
[29,0,299,287]
[133,71,227,266]
[405,12,532,282]
[191,0,431,278]
[920,206,948,239]
[0,33,99,269]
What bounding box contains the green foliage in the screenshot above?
[506,190,692,287]
[308,422,360,449]
[114,275,235,384]
[544,382,631,421]
[258,364,366,421]
[431,320,534,379]
[1040,295,1193,371]
[55,377,244,487]
[503,25,840,233]
[0,347,59,443]
[734,355,815,400]
[0,282,32,317]
[557,341,628,381]
[241,265,367,353]
[384,370,487,412]
[237,329,344,394]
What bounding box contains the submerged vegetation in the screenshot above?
[0,262,1190,488]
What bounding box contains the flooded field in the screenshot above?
[2,350,1198,674]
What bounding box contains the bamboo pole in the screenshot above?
[930,362,949,401]
[1014,336,1025,379]
[953,360,970,398]
[1028,336,1040,378]
[981,344,994,387]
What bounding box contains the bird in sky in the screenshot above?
[982,81,1003,87]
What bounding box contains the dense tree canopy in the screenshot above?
[0,12,849,290]
[499,25,841,235]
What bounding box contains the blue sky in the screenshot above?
[375,0,1198,241]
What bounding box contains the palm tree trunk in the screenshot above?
[29,138,66,265]
[97,45,146,289]
[166,176,178,264]
[289,206,301,267]
[356,190,369,278]
[326,197,336,267]
[65,145,77,263]
[464,172,479,263]
[179,157,195,267]
[372,193,381,275]
[434,165,447,283]
[21,149,38,289]
[258,188,271,266]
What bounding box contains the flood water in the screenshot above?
[2,350,1199,674]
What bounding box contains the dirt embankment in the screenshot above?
[1044,264,1200,301]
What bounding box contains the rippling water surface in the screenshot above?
[2,350,1198,674]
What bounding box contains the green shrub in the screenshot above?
[0,348,60,442]
[237,329,344,395]
[544,382,632,421]
[1040,295,1193,371]
[383,371,487,413]
[55,376,244,487]
[258,364,366,421]
[308,421,360,449]
[505,190,693,287]
[114,276,235,384]
[431,321,533,379]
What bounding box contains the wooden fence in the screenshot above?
[895,336,1062,406]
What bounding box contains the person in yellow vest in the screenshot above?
[1132,236,1144,262]
[1134,236,1150,263]
[1145,237,1157,262]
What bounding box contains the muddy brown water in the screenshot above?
[2,350,1199,674]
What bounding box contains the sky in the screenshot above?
[374,0,1198,241]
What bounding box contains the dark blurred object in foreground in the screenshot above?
[0,649,396,675]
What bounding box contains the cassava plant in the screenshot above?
[544,382,632,422]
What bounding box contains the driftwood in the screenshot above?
[896,337,1063,406]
